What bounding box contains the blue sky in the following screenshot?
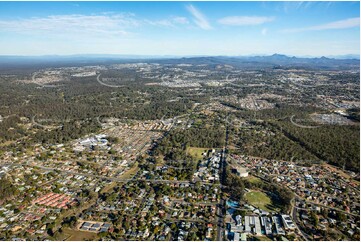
[0,1,359,56]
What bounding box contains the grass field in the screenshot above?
[244,175,262,185]
[119,162,139,179]
[101,162,140,193]
[100,181,117,193]
[63,228,98,241]
[244,190,279,212]
[186,147,210,161]
[155,155,165,166]
[249,235,272,241]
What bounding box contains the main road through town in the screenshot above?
[216,112,230,241]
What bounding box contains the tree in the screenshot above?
[311,212,319,227]
[225,171,245,201]
[170,223,177,230]
[0,177,17,202]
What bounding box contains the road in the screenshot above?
[22,162,222,187]
[290,115,320,129]
[253,172,359,217]
[293,193,359,217]
[216,113,230,241]
[216,148,226,241]
[290,198,310,241]
[96,74,123,88]
[31,115,63,130]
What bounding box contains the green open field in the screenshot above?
[101,162,139,193]
[155,155,166,166]
[186,147,210,161]
[249,235,273,241]
[244,190,279,212]
[120,162,139,179]
[244,175,262,185]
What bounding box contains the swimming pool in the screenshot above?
[226,200,240,208]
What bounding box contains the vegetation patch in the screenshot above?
[63,228,98,241]
[186,147,210,161]
[231,122,319,162]
[119,162,139,179]
[244,190,278,212]
[244,175,262,186]
[249,235,273,241]
[272,121,360,171]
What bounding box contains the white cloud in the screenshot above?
[282,17,360,33]
[0,14,138,36]
[282,1,313,14]
[186,4,212,30]
[172,16,189,25]
[145,19,174,27]
[146,16,189,27]
[218,16,275,26]
[0,13,190,37]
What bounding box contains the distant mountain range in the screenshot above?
[153,54,360,70]
[0,53,359,60]
[325,54,360,60]
[0,53,359,71]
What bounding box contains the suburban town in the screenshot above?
[0,81,359,241]
[0,53,360,241]
[0,1,360,241]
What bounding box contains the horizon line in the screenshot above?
[0,53,360,60]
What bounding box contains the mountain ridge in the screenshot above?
[0,53,358,71]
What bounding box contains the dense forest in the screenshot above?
[227,104,360,171]
[231,123,319,162]
[271,121,360,171]
[157,121,226,155]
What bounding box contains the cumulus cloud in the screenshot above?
[218,16,275,26]
[186,4,212,30]
[282,17,360,33]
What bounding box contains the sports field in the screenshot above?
[244,190,279,212]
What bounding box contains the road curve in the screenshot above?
[290,115,320,129]
[31,115,63,129]
[97,74,124,88]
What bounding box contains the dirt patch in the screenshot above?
[63,228,98,241]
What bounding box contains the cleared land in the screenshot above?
[244,190,278,212]
[186,147,210,161]
[249,235,273,241]
[119,162,139,179]
[63,228,98,241]
[244,175,262,185]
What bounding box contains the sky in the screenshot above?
[0,1,359,57]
